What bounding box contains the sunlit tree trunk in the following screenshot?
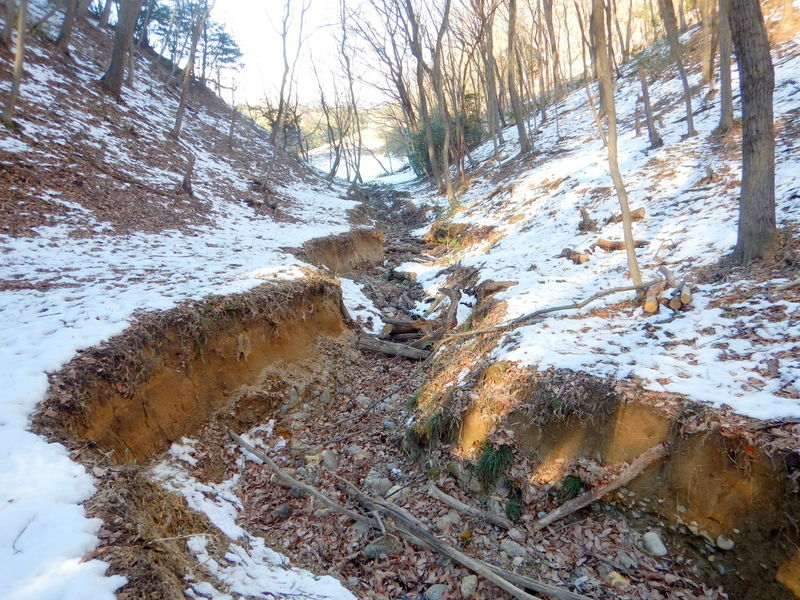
[716,0,733,133]
[508,0,531,154]
[729,0,776,263]
[432,0,456,207]
[170,1,210,138]
[657,0,696,136]
[700,0,717,86]
[638,67,663,148]
[2,0,28,127]
[591,0,642,287]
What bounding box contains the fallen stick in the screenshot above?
[447,278,663,341]
[232,434,587,600]
[596,238,648,252]
[228,431,375,529]
[356,335,431,360]
[427,483,513,530]
[607,207,645,224]
[533,444,668,531]
[340,484,547,600]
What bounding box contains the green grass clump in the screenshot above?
[475,443,514,488]
[556,475,584,505]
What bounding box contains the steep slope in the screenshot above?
[401,8,800,420]
[0,3,366,599]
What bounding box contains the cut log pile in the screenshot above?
[642,267,693,314]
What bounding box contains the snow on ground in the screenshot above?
[155,432,356,600]
[401,31,800,420]
[0,4,377,599]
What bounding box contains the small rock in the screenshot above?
[350,521,372,536]
[355,395,371,408]
[507,528,527,544]
[289,487,308,498]
[500,539,527,558]
[435,510,461,532]
[382,420,397,430]
[320,389,332,407]
[716,534,735,551]
[487,497,503,514]
[321,449,339,470]
[363,535,401,559]
[642,531,668,556]
[616,551,638,570]
[460,575,478,598]
[511,556,524,567]
[425,583,449,600]
[607,570,629,587]
[386,484,410,505]
[347,576,361,588]
[291,412,309,420]
[364,472,393,495]
[271,504,293,520]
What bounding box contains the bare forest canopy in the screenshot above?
[1,0,794,265]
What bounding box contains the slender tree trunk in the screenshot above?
[728,0,776,263]
[658,0,696,136]
[56,0,78,54]
[716,0,733,133]
[433,0,456,208]
[99,0,113,27]
[404,0,441,183]
[1,0,15,47]
[700,0,717,85]
[2,0,28,127]
[638,67,663,148]
[542,0,562,100]
[508,0,531,154]
[100,0,142,99]
[483,2,504,151]
[170,2,208,138]
[591,0,642,287]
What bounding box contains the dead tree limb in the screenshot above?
[533,444,668,531]
[231,433,589,600]
[228,431,375,528]
[447,278,664,340]
[428,483,513,530]
[357,336,431,360]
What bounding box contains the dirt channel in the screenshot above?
[34,184,800,600]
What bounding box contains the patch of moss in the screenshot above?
[556,475,584,505]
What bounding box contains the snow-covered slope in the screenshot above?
[0,3,362,599]
[401,23,800,420]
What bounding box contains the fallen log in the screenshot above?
[427,483,513,530]
[533,444,668,531]
[643,282,665,314]
[357,336,431,360]
[668,296,683,311]
[595,238,648,252]
[559,248,590,265]
[474,280,519,301]
[607,207,645,224]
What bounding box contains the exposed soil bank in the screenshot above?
[299,229,385,276]
[420,357,800,599]
[38,276,350,463]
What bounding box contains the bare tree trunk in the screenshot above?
[405,0,441,183]
[591,0,642,287]
[1,0,15,47]
[657,0,697,136]
[100,0,142,99]
[508,0,531,154]
[432,0,456,208]
[170,1,210,139]
[716,0,733,133]
[99,0,113,27]
[728,0,776,263]
[56,0,78,54]
[483,0,504,151]
[2,0,27,127]
[700,0,717,86]
[638,67,663,148]
[542,0,562,100]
